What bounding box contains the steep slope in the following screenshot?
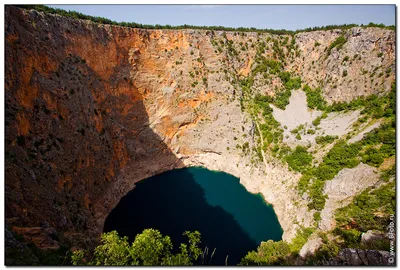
[5,6,395,263]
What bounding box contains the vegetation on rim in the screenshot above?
[18,5,395,34]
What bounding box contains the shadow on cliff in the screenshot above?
[5,6,263,266]
[104,168,261,265]
[5,5,186,263]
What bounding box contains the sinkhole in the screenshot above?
[104,167,283,265]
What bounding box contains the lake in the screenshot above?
[104,167,283,265]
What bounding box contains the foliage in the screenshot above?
[305,235,340,265]
[253,59,282,75]
[303,89,395,211]
[298,170,314,195]
[361,148,384,167]
[273,72,301,109]
[381,165,395,182]
[71,229,203,266]
[240,227,314,265]
[252,94,283,150]
[327,35,347,55]
[312,116,322,126]
[325,82,395,117]
[335,181,395,233]
[301,140,362,211]
[360,120,395,159]
[273,89,292,109]
[365,21,395,30]
[306,179,328,211]
[313,212,322,222]
[18,5,395,36]
[239,240,290,265]
[315,135,338,145]
[289,227,315,253]
[320,140,361,175]
[285,146,313,173]
[303,84,327,110]
[332,228,361,246]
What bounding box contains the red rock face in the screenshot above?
[5,6,184,249]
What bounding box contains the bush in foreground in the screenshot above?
[72,229,202,266]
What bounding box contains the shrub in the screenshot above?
[298,172,314,195]
[342,70,348,77]
[240,240,290,266]
[72,229,202,266]
[312,117,322,126]
[303,85,327,110]
[327,35,347,55]
[273,88,292,109]
[253,59,282,75]
[322,140,361,169]
[361,148,384,167]
[289,227,315,252]
[361,122,395,156]
[291,124,304,134]
[278,71,291,84]
[313,212,322,222]
[308,240,340,264]
[305,140,362,211]
[335,181,395,233]
[315,135,338,145]
[240,227,313,266]
[333,228,362,246]
[285,146,312,172]
[20,5,396,34]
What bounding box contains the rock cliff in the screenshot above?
[5,5,395,259]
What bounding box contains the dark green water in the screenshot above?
[104,167,283,265]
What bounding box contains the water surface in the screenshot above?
[104,167,283,265]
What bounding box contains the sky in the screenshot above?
[47,5,396,31]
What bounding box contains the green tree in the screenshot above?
[72,229,203,266]
[129,229,173,265]
[285,146,313,172]
[240,240,290,265]
[92,231,131,266]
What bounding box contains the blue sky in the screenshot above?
[47,5,395,31]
